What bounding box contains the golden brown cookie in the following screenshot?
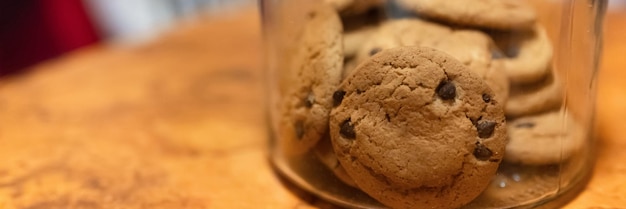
[279,3,344,155]
[330,46,506,209]
[491,25,553,84]
[505,69,563,117]
[396,0,536,30]
[504,110,586,165]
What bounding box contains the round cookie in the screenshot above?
[504,110,586,165]
[491,25,553,84]
[330,46,506,209]
[314,134,357,187]
[505,69,563,117]
[279,3,344,155]
[324,0,385,16]
[354,19,510,102]
[396,0,536,30]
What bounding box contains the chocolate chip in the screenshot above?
[482,94,491,103]
[304,92,315,108]
[295,121,304,139]
[515,122,535,128]
[340,119,356,139]
[333,90,346,106]
[474,143,493,161]
[476,121,496,138]
[369,48,381,56]
[436,80,456,100]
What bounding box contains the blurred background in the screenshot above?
[0,0,254,76]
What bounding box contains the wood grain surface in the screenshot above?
[0,6,625,209]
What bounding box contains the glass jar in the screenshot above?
[262,0,606,208]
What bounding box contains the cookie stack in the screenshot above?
[277,1,583,208]
[330,46,507,209]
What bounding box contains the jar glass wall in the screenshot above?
[263,0,605,208]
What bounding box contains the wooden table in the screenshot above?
[0,7,624,209]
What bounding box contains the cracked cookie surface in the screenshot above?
[329,46,506,209]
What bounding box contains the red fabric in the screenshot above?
[0,0,100,76]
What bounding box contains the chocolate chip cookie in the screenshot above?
[491,25,553,84]
[279,3,344,155]
[505,69,563,117]
[353,19,510,102]
[396,0,536,30]
[504,110,586,165]
[330,46,506,209]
